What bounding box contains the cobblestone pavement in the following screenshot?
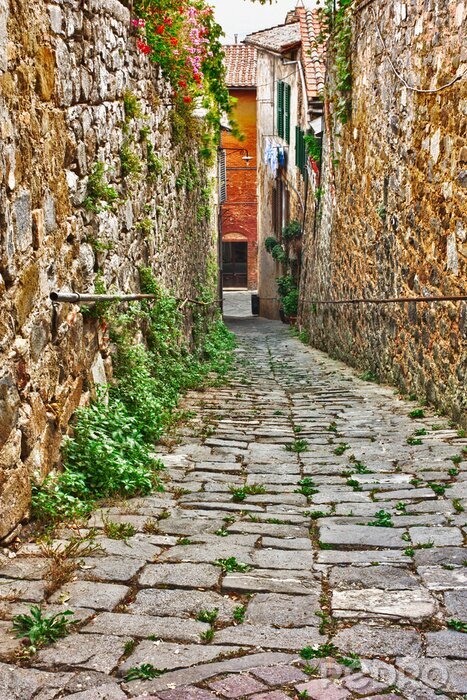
[1,318,466,699]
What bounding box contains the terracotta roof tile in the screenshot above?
[244,22,301,54]
[223,45,257,87]
[295,7,326,98]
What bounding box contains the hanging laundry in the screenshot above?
[264,138,279,178]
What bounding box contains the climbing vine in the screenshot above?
[317,0,353,123]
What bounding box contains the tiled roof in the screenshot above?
[295,6,326,98]
[223,45,257,87]
[244,22,301,54]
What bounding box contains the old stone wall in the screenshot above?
[300,0,466,426]
[0,0,217,539]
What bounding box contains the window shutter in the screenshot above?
[284,83,291,144]
[277,81,284,139]
[218,150,227,204]
[301,130,307,175]
[295,126,300,167]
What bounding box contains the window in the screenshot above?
[277,81,291,143]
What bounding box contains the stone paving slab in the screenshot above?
[129,589,238,621]
[332,588,437,620]
[138,563,220,589]
[49,581,130,610]
[118,642,240,674]
[34,633,129,673]
[83,613,210,642]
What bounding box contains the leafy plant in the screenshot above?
[83,162,119,213]
[304,133,321,164]
[360,370,379,383]
[12,607,74,653]
[427,482,449,496]
[121,140,143,179]
[334,443,349,455]
[300,642,361,669]
[233,605,246,623]
[214,557,250,573]
[407,436,423,446]
[271,244,287,263]
[447,619,467,633]
[282,288,299,317]
[147,143,163,181]
[230,483,266,502]
[453,499,464,513]
[368,510,393,528]
[285,439,309,453]
[304,510,330,519]
[124,663,165,681]
[282,219,302,241]
[197,609,218,624]
[352,462,372,474]
[123,91,143,120]
[347,479,362,492]
[295,477,319,497]
[200,628,215,643]
[409,409,425,419]
[265,236,278,253]
[103,520,137,541]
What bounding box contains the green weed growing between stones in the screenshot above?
[367,510,393,528]
[103,520,137,541]
[197,609,219,625]
[214,557,250,573]
[447,619,467,633]
[233,606,246,623]
[295,478,319,498]
[124,664,166,681]
[285,439,309,453]
[12,607,74,654]
[32,270,235,523]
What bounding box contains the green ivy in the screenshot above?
[83,162,119,213]
[318,0,353,124]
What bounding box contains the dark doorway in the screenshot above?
[222,241,248,288]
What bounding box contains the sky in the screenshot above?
[210,0,316,44]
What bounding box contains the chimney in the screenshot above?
[234,34,238,44]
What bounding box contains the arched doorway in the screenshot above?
[222,232,248,288]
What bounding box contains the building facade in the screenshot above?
[245,6,325,319]
[221,46,258,290]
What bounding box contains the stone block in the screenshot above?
[0,374,20,448]
[332,588,437,621]
[119,642,239,675]
[12,191,32,253]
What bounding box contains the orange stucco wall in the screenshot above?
[221,88,258,289]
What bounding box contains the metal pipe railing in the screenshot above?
[50,291,222,307]
[50,292,157,304]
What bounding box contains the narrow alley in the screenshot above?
[1,318,465,699]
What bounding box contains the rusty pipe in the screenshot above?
[50,291,158,304]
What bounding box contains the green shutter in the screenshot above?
[277,81,284,138]
[296,129,307,177]
[295,126,300,167]
[284,83,291,144]
[301,130,307,175]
